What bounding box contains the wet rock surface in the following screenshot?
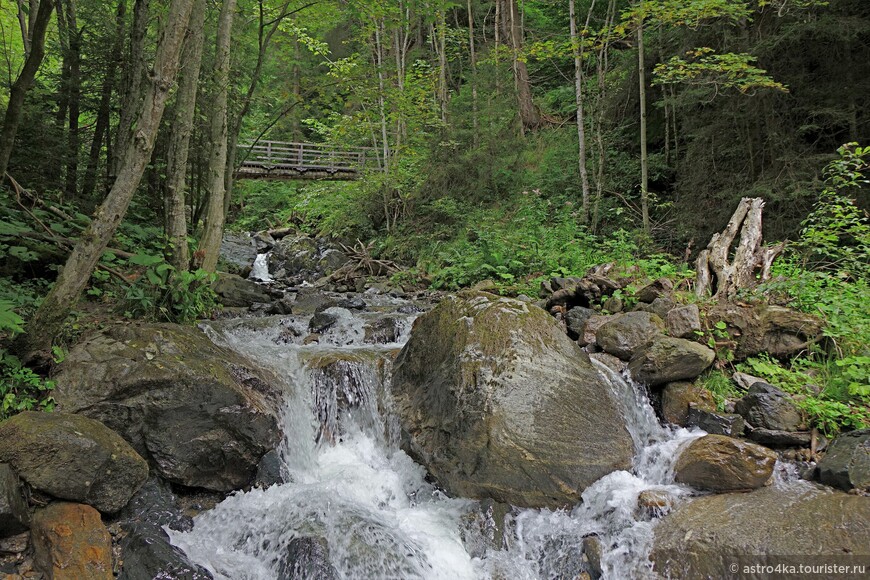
[31,502,113,579]
[674,434,776,492]
[0,464,28,537]
[817,429,870,491]
[0,412,148,513]
[392,291,634,508]
[652,486,870,579]
[660,382,715,427]
[52,324,282,492]
[628,337,715,386]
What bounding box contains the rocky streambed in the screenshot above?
[1,244,869,579]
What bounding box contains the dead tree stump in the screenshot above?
[695,197,785,299]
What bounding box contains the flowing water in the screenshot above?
[169,295,705,579]
[250,253,274,282]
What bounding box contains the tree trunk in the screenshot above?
[466,0,478,146]
[0,0,54,178]
[437,2,448,123]
[14,0,195,363]
[112,0,151,186]
[501,0,540,132]
[81,0,126,205]
[695,197,785,299]
[164,0,207,273]
[64,0,81,200]
[198,0,237,273]
[569,0,593,224]
[638,12,650,235]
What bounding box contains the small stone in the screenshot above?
[31,503,112,580]
[748,429,812,448]
[686,407,745,437]
[565,307,595,340]
[628,337,715,386]
[735,382,803,431]
[308,311,338,334]
[637,489,675,517]
[667,304,702,339]
[635,278,674,303]
[661,382,716,427]
[602,296,624,313]
[579,314,619,347]
[582,535,603,580]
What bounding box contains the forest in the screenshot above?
[0,0,868,433]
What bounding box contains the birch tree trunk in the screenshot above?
[198,0,237,272]
[0,0,54,178]
[569,0,593,224]
[165,0,207,273]
[637,8,650,234]
[14,0,196,363]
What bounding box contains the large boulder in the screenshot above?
[628,337,715,386]
[0,412,148,513]
[212,272,273,307]
[734,382,803,431]
[708,303,823,360]
[652,486,870,578]
[278,537,339,580]
[391,291,634,508]
[0,463,28,536]
[666,304,701,339]
[817,429,870,491]
[31,502,113,580]
[673,435,776,492]
[52,324,282,492]
[220,233,258,274]
[595,311,665,360]
[268,235,349,285]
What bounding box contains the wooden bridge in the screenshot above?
[235,140,379,181]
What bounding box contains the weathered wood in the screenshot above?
[234,140,380,181]
[695,197,782,299]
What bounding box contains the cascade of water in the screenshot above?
[171,300,704,579]
[250,253,273,282]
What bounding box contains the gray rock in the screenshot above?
[708,303,823,360]
[278,537,338,580]
[602,295,624,313]
[212,272,272,307]
[735,382,803,431]
[666,304,701,339]
[687,407,745,437]
[660,382,715,426]
[0,463,28,537]
[462,499,512,557]
[220,233,258,273]
[732,371,765,390]
[363,315,402,344]
[628,337,715,386]
[634,278,673,303]
[0,412,148,513]
[674,435,776,492]
[52,324,282,492]
[117,477,192,533]
[308,311,339,334]
[578,314,617,347]
[595,311,665,360]
[254,450,285,489]
[817,429,870,491]
[583,535,603,580]
[565,306,595,340]
[268,235,350,285]
[119,524,212,580]
[652,486,870,579]
[634,296,676,320]
[749,428,813,448]
[392,292,634,508]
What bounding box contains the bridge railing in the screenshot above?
[237,140,381,176]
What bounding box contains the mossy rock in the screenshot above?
[392,291,634,509]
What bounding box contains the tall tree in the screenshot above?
[164,0,207,273]
[198,0,237,272]
[637,1,650,234]
[14,0,197,362]
[569,0,593,224]
[0,0,53,178]
[499,0,540,131]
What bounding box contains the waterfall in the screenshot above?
[250,253,273,282]
[170,298,705,579]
